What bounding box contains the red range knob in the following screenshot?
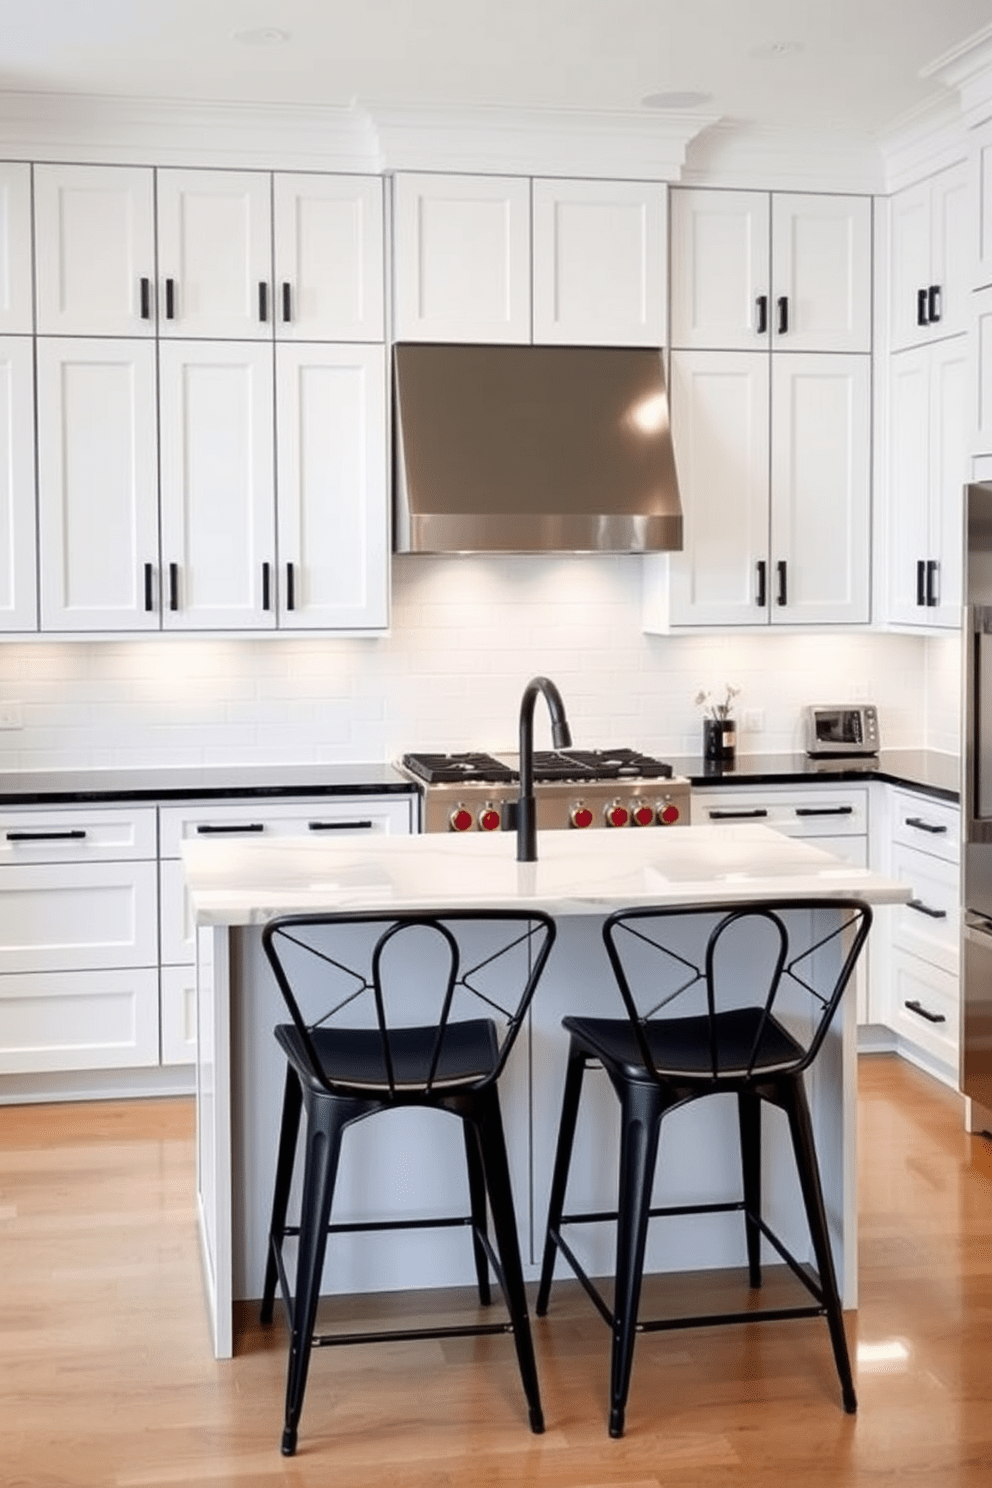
[659,802,681,825]
[632,802,655,827]
[605,801,629,828]
[570,803,594,829]
[449,806,474,833]
[478,806,502,832]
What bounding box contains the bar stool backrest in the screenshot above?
[601,897,872,1085]
[262,907,556,1098]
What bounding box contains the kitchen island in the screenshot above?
[184,823,909,1358]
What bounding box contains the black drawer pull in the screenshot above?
[916,287,929,326]
[286,561,296,612]
[165,277,175,320]
[905,816,947,835]
[308,820,374,832]
[262,561,271,612]
[794,806,854,818]
[282,282,292,323]
[928,284,941,324]
[926,559,939,607]
[144,562,154,612]
[195,823,265,835]
[916,559,926,607]
[755,295,768,334]
[907,898,948,920]
[776,559,787,606]
[140,276,151,320]
[169,562,179,612]
[777,295,789,335]
[259,281,269,323]
[708,808,768,820]
[6,829,87,842]
[904,999,946,1025]
[755,559,767,607]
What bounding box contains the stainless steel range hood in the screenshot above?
[392,342,683,554]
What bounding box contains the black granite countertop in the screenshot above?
[0,761,418,807]
[669,748,960,804]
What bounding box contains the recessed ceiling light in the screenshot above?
[231,27,290,47]
[747,40,803,61]
[641,90,713,110]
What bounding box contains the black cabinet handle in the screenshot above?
[308,819,374,832]
[262,561,271,611]
[195,823,265,835]
[286,561,296,612]
[777,295,789,335]
[169,562,179,612]
[794,805,854,818]
[165,278,175,320]
[917,287,929,326]
[776,559,787,606]
[928,284,941,324]
[916,559,927,607]
[926,559,939,607]
[707,808,768,820]
[6,829,86,842]
[755,295,768,334]
[282,282,292,323]
[756,559,767,607]
[144,562,154,612]
[259,281,268,323]
[905,816,947,835]
[140,277,151,320]
[907,898,948,920]
[904,998,946,1025]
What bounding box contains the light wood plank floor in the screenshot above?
[2,1054,992,1487]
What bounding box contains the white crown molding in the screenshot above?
[679,121,884,194]
[921,21,992,126]
[879,97,968,193]
[364,100,716,180]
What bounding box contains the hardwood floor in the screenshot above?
[2,1055,992,1486]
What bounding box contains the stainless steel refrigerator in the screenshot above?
[962,481,992,1116]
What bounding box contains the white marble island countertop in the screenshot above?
[183,822,910,926]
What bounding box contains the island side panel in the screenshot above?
[195,923,233,1359]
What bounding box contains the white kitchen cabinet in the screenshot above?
[392,172,532,343]
[670,188,871,353]
[665,349,870,627]
[33,164,156,337]
[0,337,37,632]
[36,337,160,632]
[275,343,388,630]
[0,806,160,1075]
[272,173,384,342]
[885,335,969,627]
[0,163,33,334]
[157,168,272,340]
[531,178,667,346]
[158,340,276,630]
[889,162,969,351]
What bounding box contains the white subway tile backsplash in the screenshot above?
[0,558,954,770]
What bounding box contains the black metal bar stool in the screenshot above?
[536,897,872,1437]
[259,907,556,1455]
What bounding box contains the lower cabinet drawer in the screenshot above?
[0,968,160,1073]
[890,949,959,1068]
[890,844,959,971]
[0,861,159,974]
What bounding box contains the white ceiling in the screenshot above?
[2,1,991,143]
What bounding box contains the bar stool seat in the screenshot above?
[259,908,556,1456]
[536,898,872,1438]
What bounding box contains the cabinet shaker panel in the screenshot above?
[273,173,384,342]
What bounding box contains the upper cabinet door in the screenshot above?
[157,169,272,339]
[0,164,33,334]
[669,188,770,351]
[392,173,531,342]
[36,338,160,632]
[770,194,872,353]
[275,343,388,630]
[273,174,384,342]
[34,165,156,337]
[158,340,276,629]
[889,162,968,351]
[531,179,666,346]
[0,337,37,631]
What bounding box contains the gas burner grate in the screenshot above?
[401,752,518,785]
[549,748,674,782]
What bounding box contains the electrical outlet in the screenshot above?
[742,708,764,732]
[0,700,24,729]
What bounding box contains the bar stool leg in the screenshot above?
[472,1089,545,1434]
[261,1066,303,1325]
[536,1043,588,1315]
[463,1121,492,1306]
[738,1088,763,1289]
[281,1095,347,1457]
[609,1084,663,1439]
[781,1077,858,1414]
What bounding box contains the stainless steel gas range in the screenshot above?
[400,748,691,834]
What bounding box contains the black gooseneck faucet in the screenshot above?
[514,676,572,862]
